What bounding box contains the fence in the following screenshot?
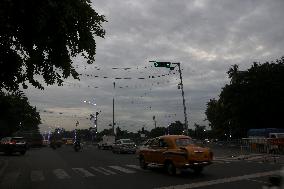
[241,138,284,155]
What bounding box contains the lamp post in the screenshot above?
[75,120,79,140]
[112,82,115,136]
[153,116,157,129]
[150,61,189,135]
[83,99,98,139]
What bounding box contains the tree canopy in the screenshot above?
[0,0,106,92]
[0,91,41,138]
[205,57,284,138]
[168,121,184,135]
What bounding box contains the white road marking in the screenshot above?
[213,156,228,160]
[108,166,136,173]
[212,160,226,164]
[99,167,116,175]
[31,170,45,182]
[247,178,269,185]
[72,168,95,177]
[53,169,70,179]
[90,167,111,175]
[246,156,267,161]
[125,164,142,170]
[214,158,239,161]
[230,154,263,160]
[154,170,280,189]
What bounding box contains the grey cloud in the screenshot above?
[24,0,284,132]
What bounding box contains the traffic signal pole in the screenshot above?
[150,61,189,135]
[173,63,189,135]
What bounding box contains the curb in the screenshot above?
[236,154,263,160]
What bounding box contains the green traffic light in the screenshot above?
[151,61,171,68]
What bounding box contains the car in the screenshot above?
[112,139,137,154]
[65,138,74,145]
[42,140,50,146]
[50,139,63,148]
[137,135,213,175]
[0,137,28,155]
[203,139,210,143]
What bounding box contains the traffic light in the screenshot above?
[153,62,171,68]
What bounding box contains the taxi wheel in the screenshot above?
[165,162,176,175]
[139,156,147,169]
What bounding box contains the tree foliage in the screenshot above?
[205,57,284,138]
[0,0,106,91]
[149,127,166,138]
[0,91,41,138]
[168,121,184,135]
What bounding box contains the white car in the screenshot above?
[112,139,137,154]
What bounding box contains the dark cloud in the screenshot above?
[25,0,284,132]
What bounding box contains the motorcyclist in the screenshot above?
[73,138,81,152]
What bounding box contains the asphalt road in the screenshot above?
[0,144,282,189]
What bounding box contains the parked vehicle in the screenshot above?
[98,135,115,150]
[42,140,50,146]
[0,137,28,155]
[137,135,213,175]
[62,138,74,145]
[112,139,137,154]
[136,139,152,154]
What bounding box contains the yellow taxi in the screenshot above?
[137,135,213,175]
[65,139,74,145]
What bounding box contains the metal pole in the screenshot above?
[95,113,98,133]
[153,116,157,128]
[113,82,115,135]
[174,63,188,135]
[113,98,115,135]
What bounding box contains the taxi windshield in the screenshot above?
[175,138,194,147]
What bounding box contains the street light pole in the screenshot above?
[153,116,157,129]
[113,82,115,135]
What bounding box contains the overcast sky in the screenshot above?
[24,0,284,133]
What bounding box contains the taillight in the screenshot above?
[9,141,16,145]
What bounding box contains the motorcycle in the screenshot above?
[73,141,81,152]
